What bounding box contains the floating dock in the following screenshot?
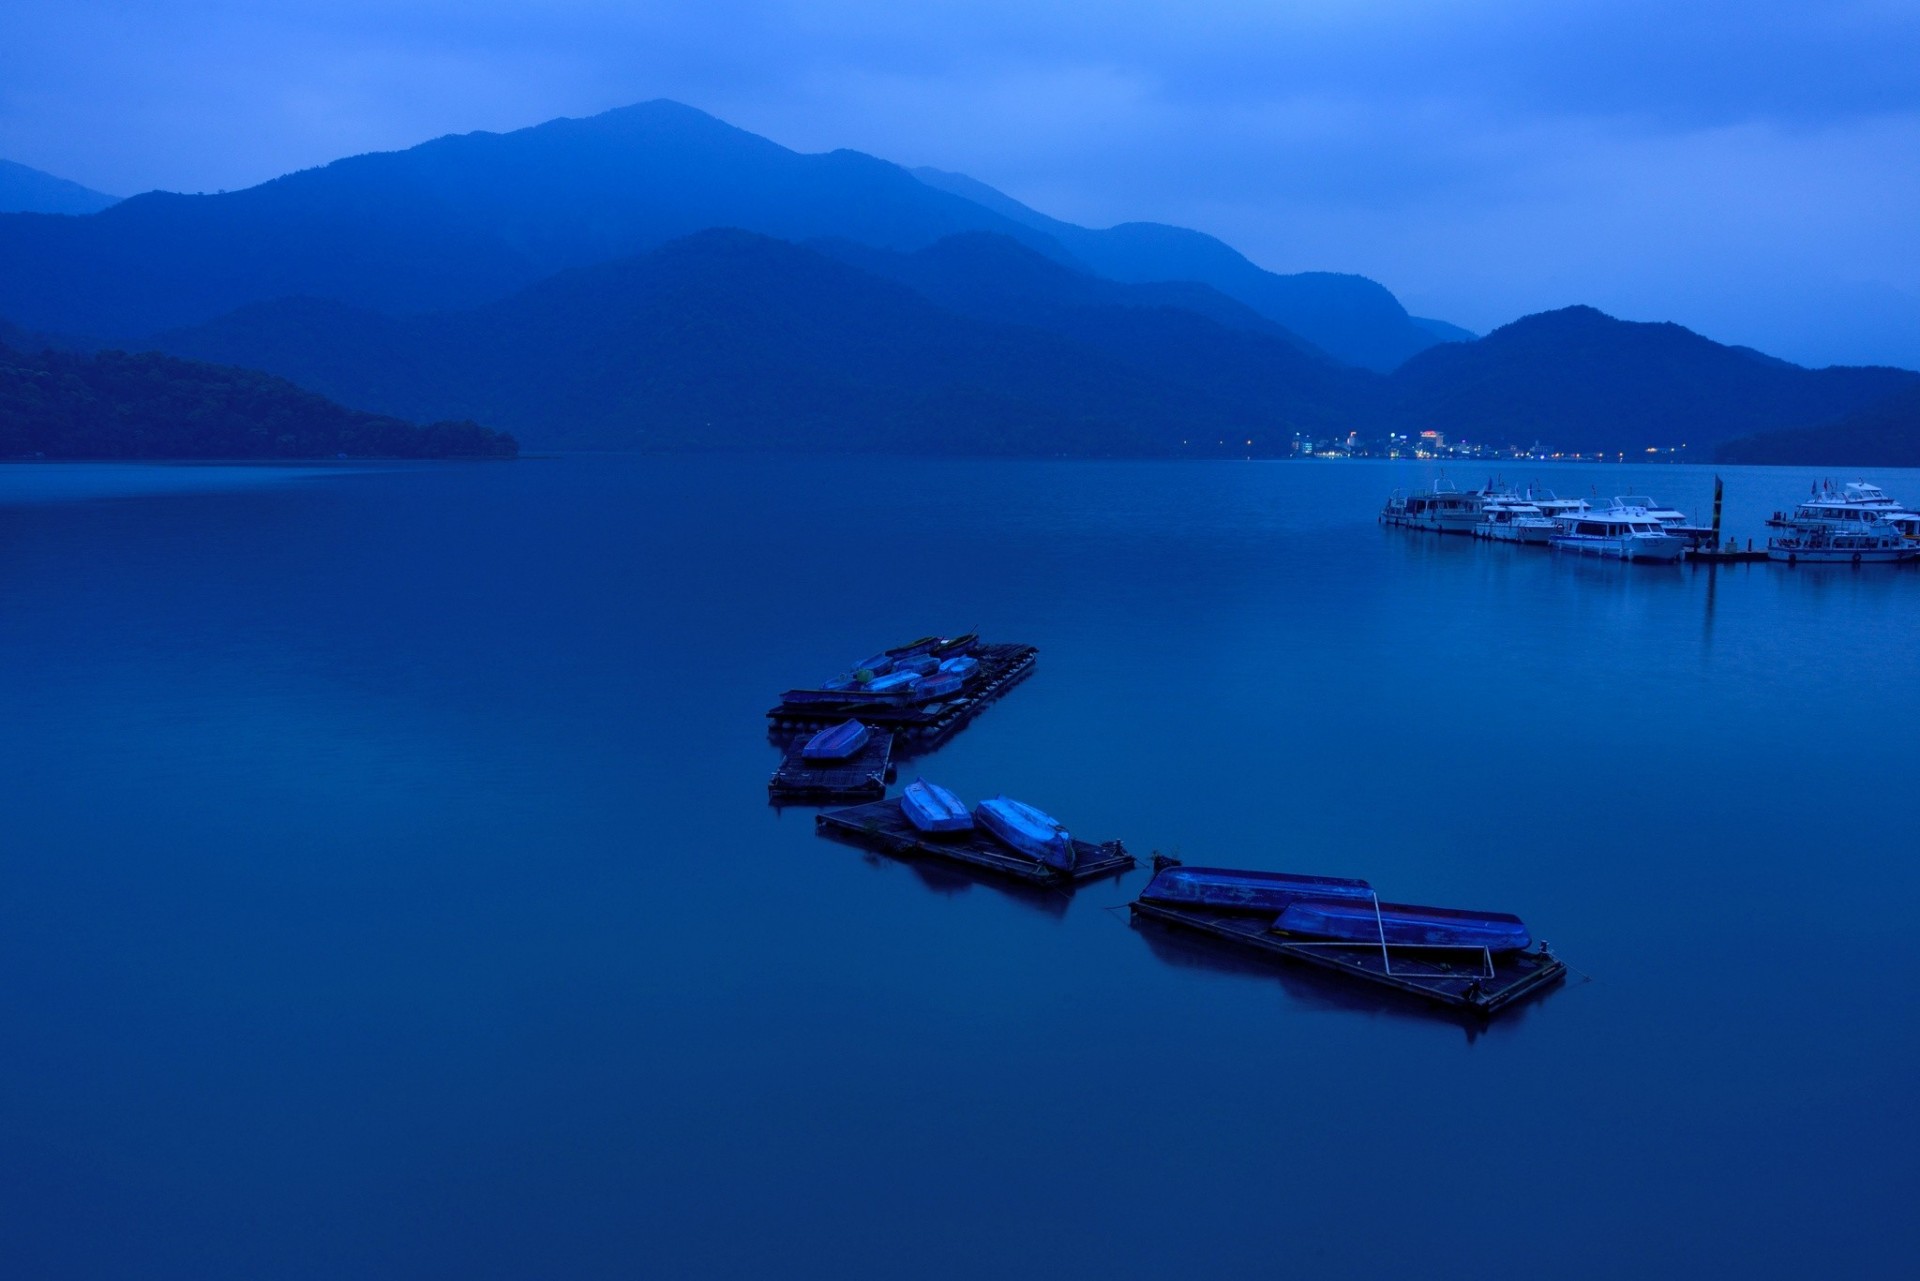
[816,797,1134,886]
[768,642,1038,743]
[1128,899,1567,1016]
[768,731,896,801]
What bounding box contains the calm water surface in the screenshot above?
[2,456,1914,1279]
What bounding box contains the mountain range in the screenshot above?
[0,159,119,215]
[3,99,1917,464]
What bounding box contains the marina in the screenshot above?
[1385,473,1920,567]
[815,796,1135,886]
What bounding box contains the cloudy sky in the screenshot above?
[4,1,1918,367]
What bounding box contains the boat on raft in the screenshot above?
[975,796,1075,871]
[801,719,870,761]
[1128,860,1566,1016]
[901,779,973,835]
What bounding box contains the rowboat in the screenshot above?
[911,672,964,698]
[1272,899,1532,952]
[891,654,939,677]
[975,796,1074,871]
[1139,865,1374,914]
[801,719,870,761]
[901,779,973,834]
[865,670,921,694]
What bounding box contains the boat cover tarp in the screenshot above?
[892,655,939,677]
[865,671,920,693]
[1272,899,1532,952]
[1139,866,1374,914]
[937,655,979,676]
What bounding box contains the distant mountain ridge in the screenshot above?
[1387,305,1917,454]
[145,230,1914,458]
[912,165,1469,370]
[0,337,515,459]
[0,160,119,215]
[0,99,1453,370]
[1717,384,1920,466]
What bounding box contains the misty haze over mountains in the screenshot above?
[2,100,1916,463]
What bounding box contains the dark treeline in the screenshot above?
[0,340,517,459]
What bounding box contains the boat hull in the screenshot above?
[1549,534,1686,562]
[1273,899,1533,953]
[975,797,1074,871]
[901,780,973,834]
[1139,866,1374,914]
[1768,544,1920,564]
[802,719,871,761]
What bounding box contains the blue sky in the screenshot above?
[3,1,1918,367]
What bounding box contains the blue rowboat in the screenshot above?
[936,655,979,677]
[801,719,870,761]
[932,633,978,656]
[901,778,973,834]
[911,672,965,699]
[892,654,939,677]
[1139,866,1374,914]
[886,635,942,658]
[1272,899,1532,953]
[854,654,894,677]
[865,670,920,694]
[975,796,1074,871]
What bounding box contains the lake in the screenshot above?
[1,455,1914,1279]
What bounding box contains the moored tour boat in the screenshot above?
[1767,524,1920,564]
[1476,492,1560,544]
[975,795,1075,871]
[1615,495,1715,548]
[1548,504,1687,562]
[1271,898,1533,953]
[901,778,973,835]
[1380,479,1488,535]
[802,719,871,761]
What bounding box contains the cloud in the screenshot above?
[1,1,1917,364]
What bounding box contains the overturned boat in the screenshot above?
[1273,899,1533,952]
[976,796,1075,871]
[801,719,871,761]
[1139,865,1374,914]
[901,778,973,835]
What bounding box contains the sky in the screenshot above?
[3,1,1919,368]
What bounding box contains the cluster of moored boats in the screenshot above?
[1382,477,1920,564]
[785,632,1561,1016]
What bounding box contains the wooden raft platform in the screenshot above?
[768,732,895,801]
[1129,901,1567,1016]
[767,643,1038,742]
[816,797,1134,886]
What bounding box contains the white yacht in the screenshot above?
[1614,495,1715,548]
[1475,492,1560,544]
[1380,479,1488,535]
[1767,522,1920,564]
[1523,487,1591,525]
[1766,481,1920,536]
[1548,503,1688,562]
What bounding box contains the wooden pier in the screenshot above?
[816,797,1135,887]
[768,642,1038,744]
[768,731,895,802]
[1129,900,1567,1016]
